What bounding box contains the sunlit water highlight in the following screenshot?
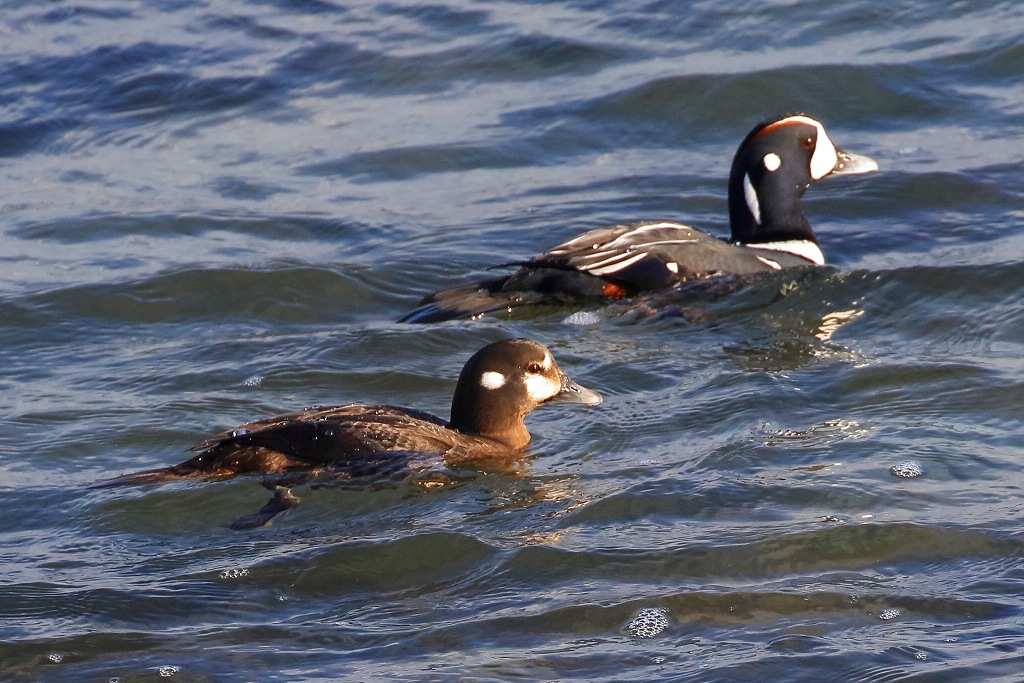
[1,1,1023,681]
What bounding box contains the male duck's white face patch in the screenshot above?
[763,152,781,172]
[809,125,838,180]
[480,371,507,390]
[525,374,561,402]
[763,115,838,181]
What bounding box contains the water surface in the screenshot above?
[2,1,1024,681]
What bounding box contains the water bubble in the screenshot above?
[915,651,928,660]
[652,656,666,664]
[219,568,249,579]
[109,678,121,683]
[626,607,670,638]
[563,311,601,326]
[47,652,64,663]
[878,608,900,620]
[244,376,263,387]
[158,665,179,677]
[891,461,923,478]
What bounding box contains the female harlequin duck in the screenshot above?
[399,114,878,323]
[93,339,601,528]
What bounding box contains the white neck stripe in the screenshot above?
[743,172,761,225]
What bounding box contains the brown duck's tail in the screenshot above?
[88,462,210,489]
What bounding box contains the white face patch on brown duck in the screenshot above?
[479,371,507,389]
[524,372,562,403]
[523,348,561,403]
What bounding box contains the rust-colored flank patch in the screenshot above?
[602,282,630,298]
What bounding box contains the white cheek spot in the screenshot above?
[525,374,560,402]
[743,172,761,225]
[666,261,679,274]
[480,371,506,390]
[763,152,781,172]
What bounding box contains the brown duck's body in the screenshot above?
[96,404,525,488]
[92,339,601,500]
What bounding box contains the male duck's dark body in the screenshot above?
[399,115,878,323]
[93,339,600,526]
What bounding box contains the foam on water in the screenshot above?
[626,607,671,638]
[891,461,923,478]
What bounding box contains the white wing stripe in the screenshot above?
[549,222,694,254]
[624,239,698,249]
[619,222,692,233]
[577,251,645,270]
[585,252,650,275]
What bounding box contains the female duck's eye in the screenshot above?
[801,136,814,149]
[526,362,543,374]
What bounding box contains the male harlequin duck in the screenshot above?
[399,114,878,323]
[93,339,601,528]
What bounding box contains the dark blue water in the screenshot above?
[2,1,1024,681]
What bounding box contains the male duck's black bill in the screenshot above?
[547,373,603,405]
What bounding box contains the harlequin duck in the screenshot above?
[398,114,878,323]
[92,339,601,528]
